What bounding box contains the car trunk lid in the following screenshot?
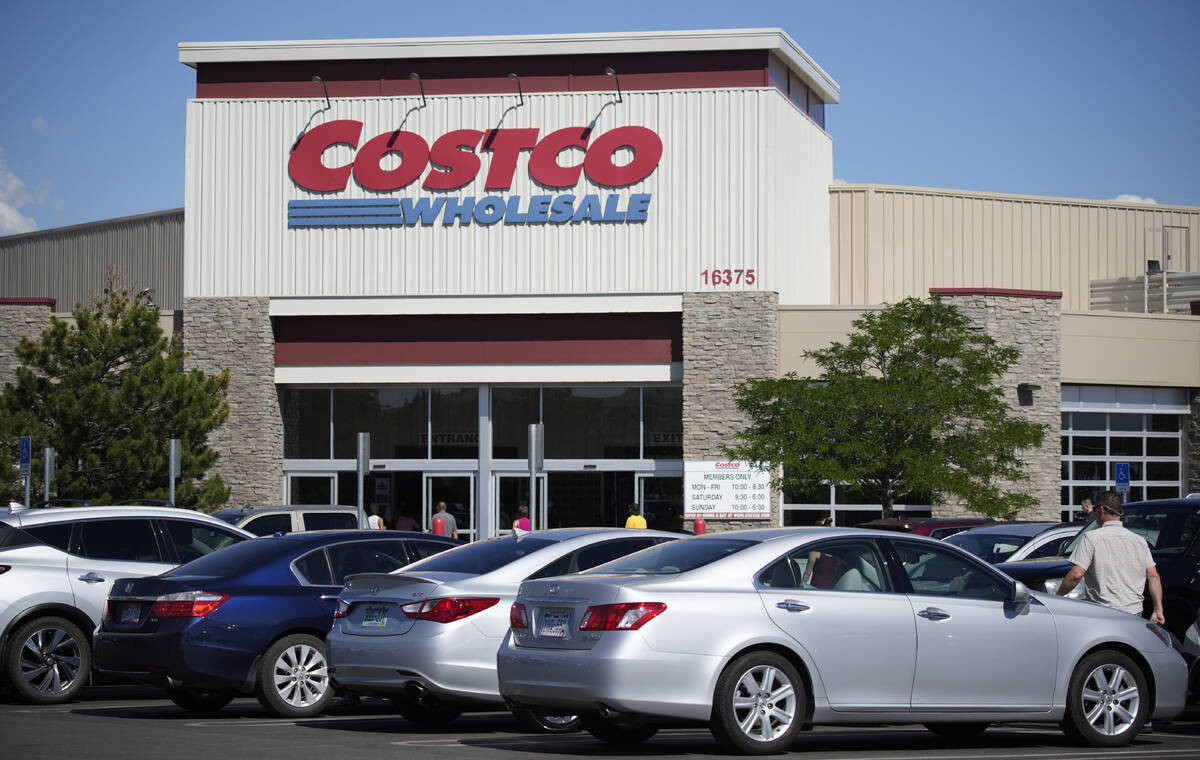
[335,571,468,637]
[511,577,629,651]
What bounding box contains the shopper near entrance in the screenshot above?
[1056,491,1165,625]
[625,503,647,529]
[433,501,459,539]
[366,503,384,530]
[512,504,531,532]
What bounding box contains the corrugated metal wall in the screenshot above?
[0,210,183,311]
[185,89,833,304]
[829,185,1200,310]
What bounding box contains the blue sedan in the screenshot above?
[93,531,459,717]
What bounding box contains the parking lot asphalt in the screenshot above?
[3,686,1200,760]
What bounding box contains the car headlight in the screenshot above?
[1042,577,1084,599]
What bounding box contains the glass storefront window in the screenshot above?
[281,388,330,459]
[643,387,682,459]
[334,388,427,459]
[492,388,539,459]
[543,387,639,458]
[1060,402,1186,507]
[431,387,478,459]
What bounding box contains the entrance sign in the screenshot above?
[684,461,771,520]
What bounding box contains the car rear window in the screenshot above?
[586,538,755,575]
[302,512,359,531]
[165,537,295,577]
[944,532,1028,563]
[403,535,557,575]
[0,522,41,550]
[23,523,72,552]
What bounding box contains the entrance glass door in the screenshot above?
[424,474,475,541]
[494,474,545,535]
[637,475,684,532]
[287,474,337,505]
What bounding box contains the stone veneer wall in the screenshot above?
[682,291,779,532]
[930,290,1062,521]
[1190,389,1200,496]
[183,297,282,509]
[0,302,53,386]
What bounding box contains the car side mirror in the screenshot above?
[1011,580,1030,605]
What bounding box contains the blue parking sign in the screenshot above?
[19,436,31,478]
[1115,462,1130,495]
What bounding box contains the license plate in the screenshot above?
[539,609,570,638]
[362,605,388,627]
[119,604,141,625]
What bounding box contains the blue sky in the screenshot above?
[2,0,1197,234]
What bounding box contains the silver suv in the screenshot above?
[0,505,252,704]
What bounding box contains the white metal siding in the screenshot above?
[184,89,832,304]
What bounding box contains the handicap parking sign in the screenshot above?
[1115,462,1130,495]
[19,436,31,478]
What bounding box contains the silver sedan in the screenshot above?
[497,527,1187,755]
[325,527,678,731]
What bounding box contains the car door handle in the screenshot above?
[776,600,811,612]
[917,607,951,621]
[320,595,341,601]
[77,573,106,584]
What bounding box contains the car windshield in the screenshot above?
[401,534,557,575]
[165,537,294,577]
[585,538,755,575]
[1063,506,1200,557]
[944,532,1028,563]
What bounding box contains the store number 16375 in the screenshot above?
[701,268,756,286]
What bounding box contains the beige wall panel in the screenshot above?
[186,89,832,304]
[777,305,873,375]
[1062,311,1200,387]
[829,185,1199,311]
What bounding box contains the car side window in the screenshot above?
[786,539,890,593]
[242,513,292,536]
[528,537,662,580]
[895,541,1009,601]
[1026,536,1070,560]
[161,519,246,563]
[76,519,164,563]
[326,540,408,582]
[293,549,335,586]
[302,512,358,531]
[406,538,455,563]
[24,523,73,552]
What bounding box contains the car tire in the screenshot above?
[5,616,91,705]
[255,634,333,718]
[389,694,463,725]
[1061,649,1147,747]
[924,722,989,740]
[709,650,804,755]
[512,706,582,733]
[167,687,234,714]
[581,714,659,745]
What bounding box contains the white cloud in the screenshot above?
[1112,193,1158,205]
[0,149,38,234]
[831,177,847,185]
[31,115,47,134]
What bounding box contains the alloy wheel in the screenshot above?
[730,663,797,742]
[19,626,83,696]
[1080,663,1140,737]
[272,642,330,707]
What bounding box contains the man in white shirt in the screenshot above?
[1056,491,1164,625]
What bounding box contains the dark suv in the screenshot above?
[1002,498,1200,641]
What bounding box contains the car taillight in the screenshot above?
[333,599,352,619]
[401,597,499,623]
[148,591,229,618]
[578,602,666,631]
[510,602,528,629]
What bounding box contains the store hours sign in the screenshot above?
[684,461,772,520]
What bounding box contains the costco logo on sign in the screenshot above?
[287,120,662,228]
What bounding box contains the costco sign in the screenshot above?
[287,120,662,228]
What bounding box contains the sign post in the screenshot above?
[43,447,55,505]
[19,436,31,509]
[356,432,371,528]
[168,439,181,506]
[1114,462,1131,499]
[528,423,543,530]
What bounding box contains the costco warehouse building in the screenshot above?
[2,29,1199,537]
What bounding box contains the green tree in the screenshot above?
[0,283,231,510]
[723,297,1047,519]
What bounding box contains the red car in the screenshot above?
[856,516,995,539]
